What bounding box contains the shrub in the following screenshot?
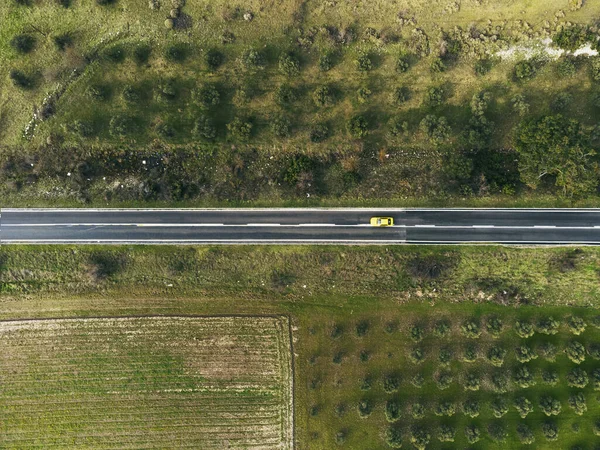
[437,424,455,442]
[566,341,586,364]
[516,423,535,445]
[313,85,335,107]
[557,57,577,77]
[57,0,72,6]
[551,92,573,112]
[462,398,480,418]
[133,44,152,65]
[391,86,410,105]
[227,117,252,141]
[409,347,425,364]
[515,344,538,363]
[411,401,425,419]
[396,55,409,73]
[53,32,73,52]
[155,121,176,139]
[241,48,265,69]
[474,58,492,75]
[419,115,450,145]
[109,114,136,137]
[487,346,506,367]
[278,52,300,76]
[438,347,452,365]
[464,425,480,444]
[194,84,220,107]
[9,69,33,89]
[205,48,224,71]
[542,370,559,386]
[486,316,503,337]
[537,317,560,335]
[87,83,111,101]
[460,319,481,339]
[121,84,140,104]
[385,399,401,423]
[335,429,347,445]
[592,58,600,81]
[515,60,535,80]
[589,343,600,360]
[271,116,291,138]
[426,86,445,106]
[104,45,126,63]
[318,53,333,72]
[332,351,343,364]
[515,319,534,338]
[569,392,587,415]
[347,115,368,139]
[511,94,530,116]
[96,0,116,4]
[430,57,445,73]
[567,315,586,335]
[384,321,398,334]
[10,34,35,54]
[487,422,507,443]
[539,395,561,416]
[385,426,402,448]
[360,375,372,391]
[334,403,346,417]
[542,421,559,441]
[165,43,189,62]
[553,24,593,51]
[410,373,424,388]
[276,84,299,105]
[463,371,480,391]
[359,350,370,362]
[192,115,216,140]
[310,124,329,143]
[433,320,450,337]
[383,374,400,393]
[409,425,430,450]
[357,399,373,418]
[491,397,509,418]
[156,78,178,103]
[491,372,509,393]
[66,120,94,138]
[539,341,557,361]
[594,420,600,437]
[462,344,478,363]
[514,396,534,418]
[356,53,373,71]
[435,371,453,390]
[409,325,425,342]
[514,365,535,388]
[357,87,372,103]
[567,367,589,388]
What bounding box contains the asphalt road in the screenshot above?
[2,208,600,244]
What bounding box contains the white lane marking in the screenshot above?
[246,223,280,227]
[472,225,495,228]
[415,224,436,228]
[534,225,556,228]
[298,223,336,227]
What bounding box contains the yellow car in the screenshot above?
[370,217,394,227]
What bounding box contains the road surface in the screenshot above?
[2,208,600,244]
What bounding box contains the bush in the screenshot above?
[104,45,126,63]
[357,86,372,103]
[385,426,402,448]
[313,85,335,107]
[121,84,140,104]
[474,58,492,75]
[515,319,534,338]
[357,399,373,418]
[566,315,586,335]
[419,115,450,145]
[391,86,410,105]
[437,424,455,442]
[410,373,424,388]
[9,69,33,89]
[411,401,425,419]
[194,84,220,107]
[435,371,453,390]
[592,58,600,81]
[360,375,372,391]
[385,399,401,423]
[10,34,35,54]
[464,425,480,444]
[318,53,333,72]
[569,392,587,415]
[542,370,559,386]
[491,371,509,393]
[589,343,600,360]
[566,341,586,364]
[438,347,452,365]
[133,44,152,65]
[433,320,450,337]
[537,317,560,335]
[491,397,509,418]
[542,421,559,441]
[310,124,329,143]
[66,119,93,138]
[462,344,478,363]
[347,115,368,139]
[463,371,480,391]
[514,365,536,388]
[278,52,300,76]
[96,0,116,4]
[409,347,425,364]
[460,319,481,339]
[487,346,506,367]
[335,429,347,445]
[430,57,445,73]
[227,117,252,141]
[87,83,111,101]
[486,316,503,337]
[426,86,445,106]
[155,121,176,139]
[276,84,299,105]
[192,115,216,140]
[109,114,136,137]
[241,48,265,69]
[516,423,535,445]
[551,92,573,112]
[409,425,430,450]
[205,48,224,71]
[567,367,589,388]
[271,116,291,138]
[156,78,178,103]
[553,24,593,51]
[165,43,189,62]
[487,422,507,443]
[356,53,373,71]
[359,349,370,362]
[514,396,534,418]
[409,324,424,342]
[515,60,535,80]
[383,374,400,393]
[462,398,480,418]
[539,341,557,361]
[594,420,600,437]
[515,344,538,363]
[557,57,577,77]
[539,395,561,416]
[511,94,530,116]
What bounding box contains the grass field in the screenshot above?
[0,315,293,449]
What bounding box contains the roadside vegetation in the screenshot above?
[2,1,600,205]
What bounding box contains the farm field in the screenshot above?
[0,316,293,449]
